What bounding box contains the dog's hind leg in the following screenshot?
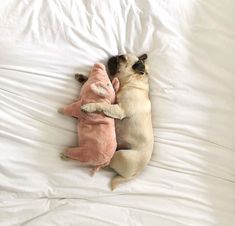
[109,149,142,189]
[111,174,136,190]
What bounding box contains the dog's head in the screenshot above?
[107,53,148,79]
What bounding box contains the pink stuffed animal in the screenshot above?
[60,63,119,174]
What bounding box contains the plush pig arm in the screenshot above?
[59,99,82,118]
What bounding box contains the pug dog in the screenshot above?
[81,54,154,190]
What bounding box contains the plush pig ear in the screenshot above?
[112,78,120,93]
[90,82,108,97]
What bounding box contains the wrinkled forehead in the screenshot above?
[125,54,139,64]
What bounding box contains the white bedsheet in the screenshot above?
[0,0,235,225]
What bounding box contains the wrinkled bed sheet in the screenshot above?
[0,0,235,225]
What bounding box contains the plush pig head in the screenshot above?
[81,63,119,104]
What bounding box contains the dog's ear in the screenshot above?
[108,56,119,76]
[138,54,148,61]
[132,61,145,75]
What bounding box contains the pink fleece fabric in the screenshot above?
[63,63,119,173]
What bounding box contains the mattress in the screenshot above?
[0,0,235,225]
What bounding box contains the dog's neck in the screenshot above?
[118,74,149,91]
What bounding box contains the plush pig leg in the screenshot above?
[90,166,101,176]
[59,99,82,118]
[65,147,92,163]
[90,161,109,176]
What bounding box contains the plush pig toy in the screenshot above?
[59,63,119,174]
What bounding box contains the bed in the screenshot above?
[0,0,235,225]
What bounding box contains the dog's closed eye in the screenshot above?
[132,61,145,75]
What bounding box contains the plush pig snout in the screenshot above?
[92,63,106,73]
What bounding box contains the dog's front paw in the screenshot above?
[60,152,69,161]
[58,107,64,114]
[81,104,96,113]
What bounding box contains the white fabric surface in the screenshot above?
[0,0,235,225]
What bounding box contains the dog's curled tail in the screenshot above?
[111,174,136,190]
